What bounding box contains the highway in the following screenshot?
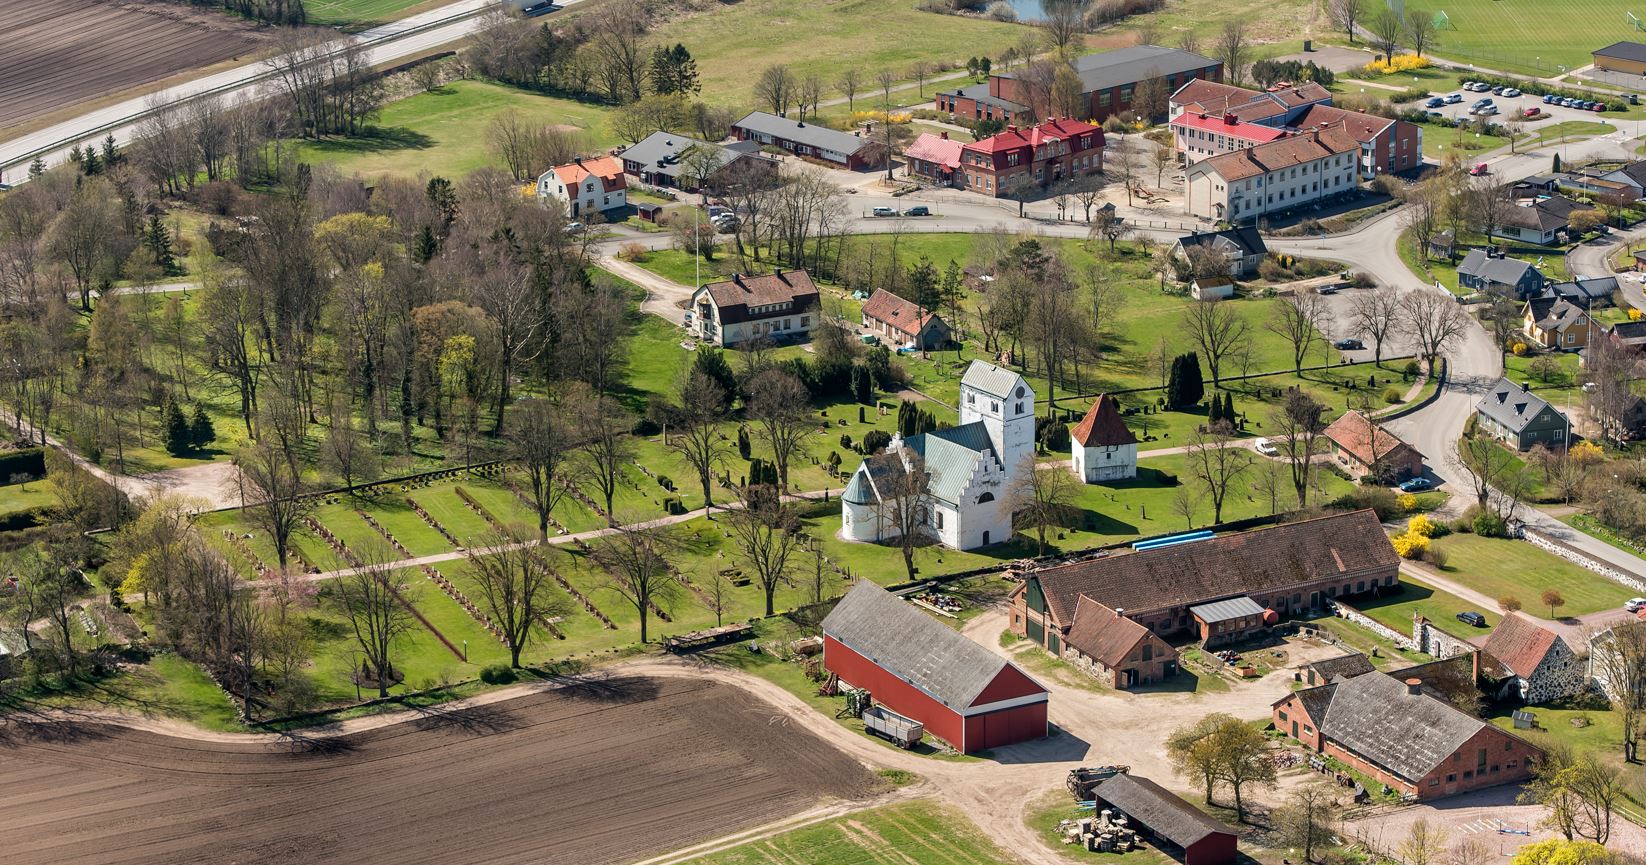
[0,0,557,181]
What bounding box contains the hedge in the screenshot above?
[0,448,46,483]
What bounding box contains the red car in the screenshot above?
[1469,163,1489,176]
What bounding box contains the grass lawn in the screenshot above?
[1418,120,1512,161]
[1486,700,1646,815]
[1504,351,1582,408]
[1521,120,1617,148]
[1431,533,1636,616]
[630,246,721,288]
[0,480,55,516]
[14,653,247,733]
[690,798,1016,865]
[1412,0,1645,76]
[293,81,617,181]
[1314,616,1430,668]
[1026,789,1172,865]
[302,0,431,26]
[1399,227,1467,294]
[1353,575,1500,634]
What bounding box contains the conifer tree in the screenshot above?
[163,398,192,456]
[190,405,216,450]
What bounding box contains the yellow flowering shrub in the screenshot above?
[1397,492,1418,512]
[1512,342,1528,356]
[1630,307,1643,320]
[1392,531,1430,559]
[1361,54,1432,75]
[851,110,913,124]
[1407,514,1438,538]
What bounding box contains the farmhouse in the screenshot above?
[1322,410,1423,482]
[617,131,776,192]
[821,581,1048,754]
[535,156,626,218]
[958,118,1104,198]
[1272,672,1541,800]
[1184,124,1360,221]
[1474,378,1572,451]
[903,132,966,187]
[1009,510,1399,664]
[1456,250,1545,298]
[842,361,1032,551]
[1062,597,1177,689]
[689,270,820,347]
[1090,774,1239,865]
[939,45,1221,125]
[1170,227,1268,279]
[860,289,951,350]
[1479,612,1586,705]
[730,111,875,169]
[1593,41,1646,75]
[1070,394,1138,483]
[1520,295,1592,351]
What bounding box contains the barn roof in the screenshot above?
[1481,612,1566,679]
[1190,596,1265,625]
[1026,509,1397,624]
[1093,773,1236,849]
[823,581,1044,710]
[1307,672,1493,784]
[1305,653,1376,683]
[1064,597,1153,667]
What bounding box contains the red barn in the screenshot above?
[1091,774,1238,865]
[822,582,1048,754]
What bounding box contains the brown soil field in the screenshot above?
[0,676,880,865]
[0,0,271,130]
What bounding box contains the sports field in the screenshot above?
[1420,0,1645,75]
[303,0,432,27]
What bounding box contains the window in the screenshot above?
[1099,93,1113,107]
[976,492,995,504]
[967,393,976,404]
[934,510,944,529]
[991,401,999,412]
[1015,402,1024,414]
[1277,710,1289,724]
[1446,774,1456,783]
[1142,644,1153,662]
[800,315,810,328]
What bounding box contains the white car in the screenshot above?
[1626,598,1646,613]
[1255,437,1279,457]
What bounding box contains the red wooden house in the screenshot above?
[822,581,1049,753]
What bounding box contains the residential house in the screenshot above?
[1456,250,1546,298]
[1062,597,1177,689]
[822,581,1048,754]
[730,112,876,169]
[860,288,952,350]
[1478,612,1587,705]
[1428,229,1456,261]
[1010,509,1398,659]
[617,131,777,192]
[1520,295,1592,351]
[1090,774,1239,865]
[1301,652,1377,686]
[958,118,1104,198]
[1496,188,1585,245]
[535,155,626,218]
[1597,160,1646,199]
[1322,410,1423,482]
[1170,227,1268,278]
[1272,672,1542,800]
[690,270,820,347]
[1184,123,1360,221]
[1549,275,1618,307]
[943,45,1221,125]
[843,361,1032,551]
[1474,378,1572,451]
[1070,394,1138,483]
[1594,41,1646,76]
[903,132,966,187]
[1607,319,1646,351]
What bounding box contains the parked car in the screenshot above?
[1625,597,1646,613]
[1428,110,1446,119]
[1491,85,1506,95]
[902,205,931,216]
[1543,93,1557,104]
[1524,107,1539,117]
[1333,338,1364,350]
[1398,477,1434,492]
[1426,97,1446,108]
[1593,102,1608,112]
[1478,105,1499,115]
[1456,611,1488,627]
[871,206,896,217]
[1504,88,1522,97]
[564,221,586,233]
[1470,162,1490,176]
[1254,437,1279,457]
[1560,98,1576,107]
[1445,93,1464,104]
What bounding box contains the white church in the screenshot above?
[841,360,1033,551]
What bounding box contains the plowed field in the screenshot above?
[1,0,268,130]
[0,676,879,865]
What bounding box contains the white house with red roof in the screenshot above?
[903,132,966,187]
[959,118,1103,198]
[1170,112,1290,165]
[536,155,627,219]
[1070,395,1137,482]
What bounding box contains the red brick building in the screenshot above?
[1272,672,1541,800]
[1091,774,1239,865]
[937,44,1222,125]
[959,118,1104,198]
[1323,410,1424,482]
[823,581,1048,754]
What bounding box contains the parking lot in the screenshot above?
[1417,81,1624,128]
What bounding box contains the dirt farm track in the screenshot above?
[0,676,880,865]
[0,0,270,132]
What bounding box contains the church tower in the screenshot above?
[958,360,1035,476]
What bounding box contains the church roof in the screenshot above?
[1071,395,1137,447]
[904,422,996,506]
[961,360,1024,400]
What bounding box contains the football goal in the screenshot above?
[1631,10,1646,31]
[1434,9,1454,29]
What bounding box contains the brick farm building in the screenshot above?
[822,581,1049,754]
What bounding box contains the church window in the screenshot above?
[977,492,995,504]
[934,510,944,529]
[991,401,998,412]
[1015,402,1024,414]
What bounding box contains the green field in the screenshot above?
[1432,533,1636,616]
[690,799,1016,865]
[1415,0,1646,76]
[0,480,55,517]
[303,0,432,27]
[293,81,618,180]
[1353,575,1500,633]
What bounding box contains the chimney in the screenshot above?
[574,156,583,165]
[940,131,949,140]
[1522,380,1531,392]
[1007,124,1018,134]
[733,274,744,287]
[1404,678,1422,695]
[1224,113,1237,125]
[1115,607,1126,617]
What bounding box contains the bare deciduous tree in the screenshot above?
[512,396,582,540]
[1215,22,1251,86]
[1266,290,1326,375]
[330,546,416,698]
[1185,425,1254,524]
[590,521,682,644]
[1011,457,1079,555]
[468,527,573,667]
[746,369,815,490]
[234,440,314,572]
[1183,298,1250,385]
[1350,285,1402,363]
[1400,289,1470,368]
[1270,388,1327,508]
[725,487,803,616]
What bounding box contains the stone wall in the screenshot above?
[1413,617,1476,660]
[1524,529,1646,594]
[1522,637,1587,705]
[1330,601,1419,652]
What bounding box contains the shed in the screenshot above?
[635,202,665,222]
[1091,773,1239,865]
[822,581,1049,753]
[1190,596,1266,646]
[1189,277,1234,300]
